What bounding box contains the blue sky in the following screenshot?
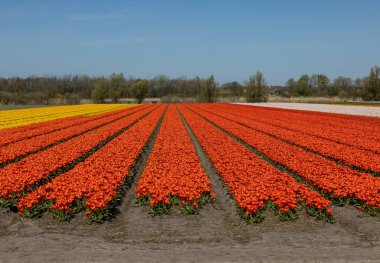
[0,0,379,85]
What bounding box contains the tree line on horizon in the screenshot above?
[283,65,380,101]
[0,65,379,105]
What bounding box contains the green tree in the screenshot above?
[222,81,244,98]
[338,89,350,101]
[131,80,148,103]
[201,75,218,102]
[245,71,268,102]
[310,74,329,95]
[46,86,59,104]
[285,78,297,97]
[332,76,353,99]
[295,74,312,96]
[0,91,11,105]
[108,73,124,103]
[92,78,108,103]
[352,78,363,101]
[362,65,380,101]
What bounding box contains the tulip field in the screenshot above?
[0,103,379,223]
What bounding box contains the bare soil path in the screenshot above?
[1,204,380,262]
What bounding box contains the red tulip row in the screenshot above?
[0,105,149,164]
[186,104,380,212]
[0,107,137,147]
[0,105,156,201]
[230,104,380,140]
[251,102,380,125]
[178,104,332,222]
[18,105,165,220]
[201,104,380,154]
[223,104,380,140]
[194,104,380,174]
[135,105,213,214]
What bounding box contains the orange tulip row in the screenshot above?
[0,105,148,164]
[18,106,165,219]
[0,115,81,137]
[194,104,380,174]
[0,105,156,202]
[186,104,380,212]
[178,104,332,221]
[0,106,138,147]
[199,103,380,154]
[224,104,380,141]
[135,104,213,213]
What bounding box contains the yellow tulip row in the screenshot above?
[0,104,137,130]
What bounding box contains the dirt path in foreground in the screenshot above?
[1,205,379,262]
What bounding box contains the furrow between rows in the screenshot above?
[194,104,380,175]
[178,104,333,222]
[0,106,139,147]
[18,105,166,221]
[234,104,380,139]
[0,105,149,166]
[186,104,380,216]
[207,104,380,154]
[135,104,213,215]
[0,105,157,208]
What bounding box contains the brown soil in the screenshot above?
[1,201,379,262]
[1,107,379,262]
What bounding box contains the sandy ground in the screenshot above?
[1,106,380,263]
[1,201,380,262]
[236,102,380,118]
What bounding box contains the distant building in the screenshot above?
[107,98,161,104]
[268,86,285,95]
[143,98,161,104]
